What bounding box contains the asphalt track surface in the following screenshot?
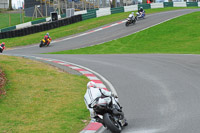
[4,9,200,133]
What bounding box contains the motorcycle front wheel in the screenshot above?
[0,49,2,53]
[39,41,43,47]
[125,22,129,27]
[103,113,122,133]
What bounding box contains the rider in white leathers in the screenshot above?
[84,81,118,122]
[129,12,135,21]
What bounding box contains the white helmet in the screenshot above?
[87,81,97,89]
[140,7,143,9]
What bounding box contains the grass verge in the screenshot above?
[3,7,198,48]
[49,11,200,54]
[0,55,90,132]
[0,69,6,96]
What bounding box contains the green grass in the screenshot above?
[49,11,200,54]
[0,55,90,132]
[3,7,198,48]
[0,13,43,29]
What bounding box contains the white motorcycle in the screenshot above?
[89,96,128,133]
[125,12,137,27]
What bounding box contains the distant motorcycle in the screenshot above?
[89,96,128,133]
[39,38,51,47]
[125,12,137,27]
[136,11,145,20]
[0,45,5,53]
[0,46,3,53]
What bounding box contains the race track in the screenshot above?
[4,9,200,133]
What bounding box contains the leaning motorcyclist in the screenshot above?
[138,7,144,17]
[1,42,5,50]
[44,33,51,45]
[84,81,126,124]
[129,12,135,21]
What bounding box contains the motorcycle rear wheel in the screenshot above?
[103,113,122,133]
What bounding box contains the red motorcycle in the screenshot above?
[0,44,5,53]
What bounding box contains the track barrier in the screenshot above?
[0,15,82,39]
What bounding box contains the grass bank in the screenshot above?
[3,7,197,48]
[0,55,89,132]
[0,13,42,29]
[50,11,200,54]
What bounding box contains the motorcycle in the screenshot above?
[89,96,128,133]
[125,13,137,27]
[39,38,51,47]
[136,11,145,20]
[0,45,4,53]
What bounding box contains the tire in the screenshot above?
[103,113,122,133]
[39,41,43,47]
[124,122,128,126]
[0,49,2,53]
[39,43,42,47]
[125,22,129,27]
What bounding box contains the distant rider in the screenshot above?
[84,81,127,124]
[44,33,51,45]
[1,42,5,50]
[138,7,144,17]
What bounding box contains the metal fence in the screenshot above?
[0,11,27,29]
